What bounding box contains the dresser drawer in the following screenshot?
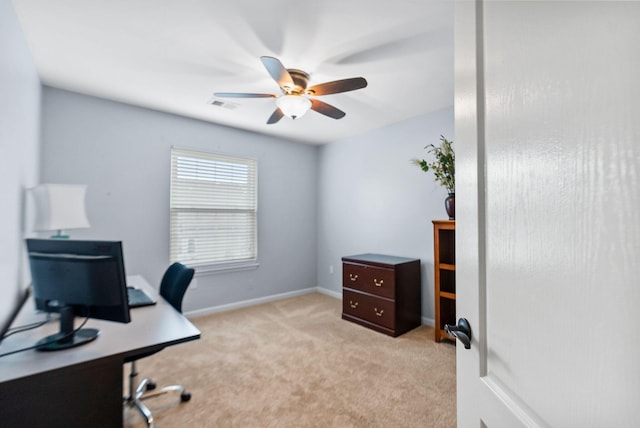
[342,262,395,299]
[343,289,395,330]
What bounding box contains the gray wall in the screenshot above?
[38,88,453,322]
[0,0,40,327]
[40,88,318,313]
[317,108,454,324]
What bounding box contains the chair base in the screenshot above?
[124,363,191,428]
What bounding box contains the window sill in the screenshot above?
[188,260,260,276]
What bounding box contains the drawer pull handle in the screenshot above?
[374,308,384,317]
[373,279,384,287]
[349,274,359,282]
[349,300,359,309]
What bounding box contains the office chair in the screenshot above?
[124,262,195,427]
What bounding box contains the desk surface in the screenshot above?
[0,275,201,383]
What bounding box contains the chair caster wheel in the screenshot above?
[146,381,157,391]
[180,392,191,402]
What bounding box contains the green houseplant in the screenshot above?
[412,135,455,219]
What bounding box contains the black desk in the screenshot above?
[0,276,200,428]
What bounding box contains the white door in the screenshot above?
[455,1,640,427]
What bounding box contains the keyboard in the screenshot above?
[127,287,156,308]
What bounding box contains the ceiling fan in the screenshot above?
[214,56,368,124]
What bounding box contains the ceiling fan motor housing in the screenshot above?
[286,69,310,94]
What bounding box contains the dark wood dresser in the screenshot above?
[341,253,421,337]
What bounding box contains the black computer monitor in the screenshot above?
[25,239,131,351]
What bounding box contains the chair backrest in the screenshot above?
[159,262,194,313]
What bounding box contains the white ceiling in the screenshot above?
[12,0,453,145]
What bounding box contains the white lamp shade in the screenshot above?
[31,184,90,232]
[276,95,312,119]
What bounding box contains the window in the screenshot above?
[170,147,258,271]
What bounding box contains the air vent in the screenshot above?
[208,96,239,110]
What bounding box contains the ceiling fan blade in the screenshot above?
[214,92,276,98]
[310,99,346,120]
[306,77,368,96]
[267,108,284,124]
[260,56,295,91]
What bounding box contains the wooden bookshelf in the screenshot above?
[432,220,456,342]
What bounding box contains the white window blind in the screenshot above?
[170,147,258,269]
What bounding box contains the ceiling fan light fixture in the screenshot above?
[276,95,311,120]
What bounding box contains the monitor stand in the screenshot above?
[36,306,99,352]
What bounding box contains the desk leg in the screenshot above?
[0,357,123,428]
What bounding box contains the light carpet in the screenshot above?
[124,292,456,427]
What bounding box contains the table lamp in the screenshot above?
[30,184,90,238]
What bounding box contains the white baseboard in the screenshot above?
[184,287,318,318]
[185,286,433,328]
[316,286,341,299]
[422,317,435,327]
